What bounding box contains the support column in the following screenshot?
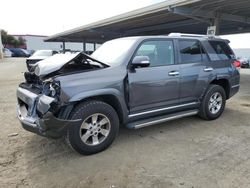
[62,42,65,53]
[93,43,96,51]
[0,29,3,60]
[211,15,220,35]
[83,42,86,52]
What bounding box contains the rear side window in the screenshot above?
[135,40,174,67]
[178,40,206,63]
[209,41,234,60]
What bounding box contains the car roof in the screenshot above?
[116,35,228,43]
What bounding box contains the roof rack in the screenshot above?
[168,33,221,39]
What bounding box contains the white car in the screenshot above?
[3,48,12,57]
[26,50,58,71]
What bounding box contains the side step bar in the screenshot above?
[126,110,198,129]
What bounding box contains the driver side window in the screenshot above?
[135,40,174,67]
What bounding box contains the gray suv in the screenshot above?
[16,34,240,155]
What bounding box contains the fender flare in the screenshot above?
[200,75,230,101]
[68,88,129,123]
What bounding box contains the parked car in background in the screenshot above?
[20,49,31,57]
[238,58,250,68]
[3,48,13,57]
[9,48,29,57]
[26,50,58,71]
[16,34,240,155]
[27,50,35,56]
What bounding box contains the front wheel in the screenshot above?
[66,101,119,155]
[199,84,226,120]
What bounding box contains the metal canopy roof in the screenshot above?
[45,0,250,43]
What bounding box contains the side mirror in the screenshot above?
[131,56,150,68]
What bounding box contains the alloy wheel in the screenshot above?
[208,92,222,114]
[79,113,111,146]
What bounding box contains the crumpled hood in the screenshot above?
[34,53,81,76]
[34,52,108,77]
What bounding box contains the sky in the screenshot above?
[0,0,250,49]
[0,0,164,35]
[221,34,250,49]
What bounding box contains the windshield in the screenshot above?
[91,38,136,66]
[33,50,52,57]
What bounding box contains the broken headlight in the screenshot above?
[34,66,40,76]
[43,80,61,97]
[50,81,60,97]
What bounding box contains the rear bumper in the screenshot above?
[229,84,240,98]
[16,87,81,138]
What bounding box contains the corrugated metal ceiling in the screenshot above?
[45,0,250,43]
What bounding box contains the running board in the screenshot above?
[126,110,198,129]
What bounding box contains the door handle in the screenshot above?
[168,71,179,76]
[204,67,214,72]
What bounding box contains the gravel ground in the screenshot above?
[0,58,250,188]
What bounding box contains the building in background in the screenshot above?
[12,34,98,52]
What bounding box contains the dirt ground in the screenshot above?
[0,58,250,188]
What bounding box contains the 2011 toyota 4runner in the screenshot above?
[16,33,240,155]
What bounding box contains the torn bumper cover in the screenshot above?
[16,87,81,138]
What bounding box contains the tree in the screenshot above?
[1,30,9,45]
[1,30,26,48]
[17,36,26,46]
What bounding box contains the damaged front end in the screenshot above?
[16,52,108,138]
[16,84,81,138]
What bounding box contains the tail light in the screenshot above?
[233,60,241,68]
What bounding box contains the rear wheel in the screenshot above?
[199,84,226,120]
[66,100,119,155]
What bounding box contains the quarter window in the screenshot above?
[178,40,205,63]
[209,41,234,60]
[135,40,174,67]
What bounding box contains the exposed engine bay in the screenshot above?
[19,52,108,97]
[33,52,108,78]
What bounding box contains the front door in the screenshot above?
[128,39,180,113]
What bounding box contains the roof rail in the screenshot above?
[168,33,221,39]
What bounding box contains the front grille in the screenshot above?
[19,83,42,95]
[26,59,40,65]
[18,99,29,111]
[24,72,41,84]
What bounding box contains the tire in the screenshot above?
[198,84,226,120]
[66,100,119,155]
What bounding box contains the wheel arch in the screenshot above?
[210,78,230,99]
[67,89,128,124]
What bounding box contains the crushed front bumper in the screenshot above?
[16,87,81,138]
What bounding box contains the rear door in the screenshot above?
[128,39,180,113]
[177,39,213,104]
[206,40,240,88]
